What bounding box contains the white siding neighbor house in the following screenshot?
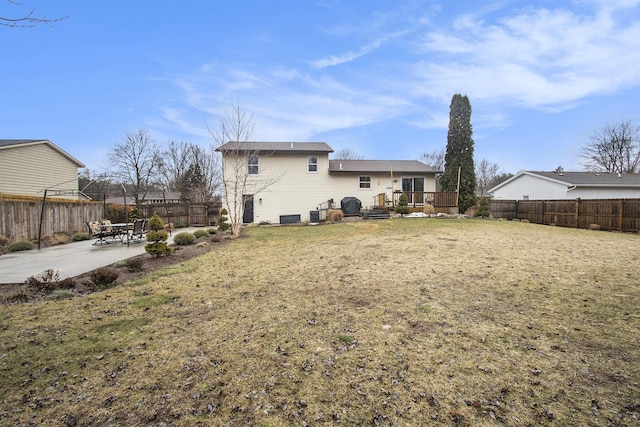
[489,171,640,200]
[0,139,85,199]
[216,141,440,224]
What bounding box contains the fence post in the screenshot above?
[619,199,624,232]
[575,198,580,228]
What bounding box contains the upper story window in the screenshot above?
[359,176,371,189]
[307,156,318,173]
[248,155,259,175]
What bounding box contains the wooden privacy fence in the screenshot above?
[490,198,640,232]
[0,193,104,242]
[0,194,220,242]
[137,203,218,227]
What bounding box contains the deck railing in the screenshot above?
[374,191,458,209]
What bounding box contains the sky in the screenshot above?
[2,0,640,174]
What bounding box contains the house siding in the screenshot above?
[0,144,80,198]
[222,150,437,224]
[491,174,568,200]
[568,187,640,199]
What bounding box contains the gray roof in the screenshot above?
[490,170,640,192]
[529,171,640,186]
[216,141,334,153]
[0,139,85,167]
[329,160,440,174]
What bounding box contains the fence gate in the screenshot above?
[189,205,208,226]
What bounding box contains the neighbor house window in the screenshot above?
[247,155,259,175]
[359,176,371,189]
[307,156,318,172]
[523,195,530,200]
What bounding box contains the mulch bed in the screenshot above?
[0,237,227,305]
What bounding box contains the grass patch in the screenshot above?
[132,294,174,308]
[1,219,638,426]
[93,317,152,334]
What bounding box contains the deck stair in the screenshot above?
[362,208,391,220]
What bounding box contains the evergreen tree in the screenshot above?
[395,193,411,217]
[440,94,477,213]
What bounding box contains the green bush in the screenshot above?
[218,208,230,232]
[476,197,490,217]
[173,231,196,245]
[206,228,217,235]
[145,214,173,257]
[146,230,169,242]
[174,222,187,229]
[193,229,209,239]
[90,267,119,288]
[70,232,91,241]
[395,194,411,216]
[8,241,33,252]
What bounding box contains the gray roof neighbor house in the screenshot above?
[490,170,640,200]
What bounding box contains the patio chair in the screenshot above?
[86,220,110,245]
[130,218,147,243]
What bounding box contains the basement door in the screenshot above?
[242,194,254,224]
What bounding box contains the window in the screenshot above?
[523,195,530,200]
[307,156,318,172]
[359,176,371,189]
[247,155,259,175]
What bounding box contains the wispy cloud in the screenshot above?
[414,2,640,109]
[154,1,640,150]
[311,30,409,69]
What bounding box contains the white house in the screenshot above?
[216,141,441,224]
[489,171,640,200]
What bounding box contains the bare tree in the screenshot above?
[210,103,281,236]
[78,169,112,201]
[1,1,67,28]
[158,141,220,203]
[420,149,445,170]
[581,120,640,173]
[107,130,161,208]
[476,158,500,197]
[332,147,364,160]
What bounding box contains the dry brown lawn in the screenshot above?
[0,219,639,426]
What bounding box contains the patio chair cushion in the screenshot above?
[100,219,113,233]
[88,221,102,236]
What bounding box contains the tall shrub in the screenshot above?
[440,94,477,213]
[144,214,173,257]
[476,197,490,217]
[218,208,230,232]
[395,194,411,217]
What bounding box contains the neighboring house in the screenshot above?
[0,139,85,199]
[104,191,182,205]
[216,141,441,224]
[489,171,640,200]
